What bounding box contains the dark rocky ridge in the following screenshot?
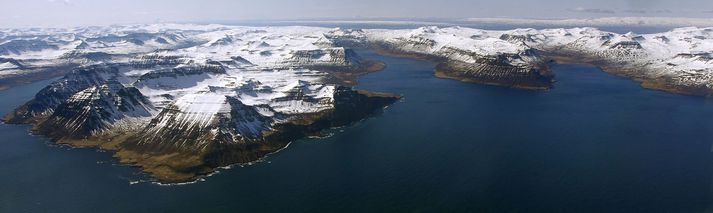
[35,81,152,140]
[4,65,124,124]
[434,58,552,90]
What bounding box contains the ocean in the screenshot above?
[1,49,712,212]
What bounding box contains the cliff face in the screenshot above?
[429,46,552,89]
[434,58,552,90]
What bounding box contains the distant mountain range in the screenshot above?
[273,17,713,27]
[460,17,713,27]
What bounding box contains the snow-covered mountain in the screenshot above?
[327,26,713,94]
[2,24,398,183]
[327,27,553,89]
[2,23,712,183]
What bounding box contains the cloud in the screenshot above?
[569,7,616,14]
[654,9,673,13]
[625,0,661,9]
[47,0,72,5]
[623,9,672,14]
[569,7,675,15]
[623,9,647,14]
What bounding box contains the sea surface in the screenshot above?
[1,50,713,212]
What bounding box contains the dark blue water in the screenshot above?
[2,51,713,212]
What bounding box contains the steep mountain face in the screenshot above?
[286,48,361,69]
[5,65,125,123]
[35,80,153,139]
[4,64,154,143]
[3,23,713,183]
[433,54,552,89]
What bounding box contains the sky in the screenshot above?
[1,0,712,27]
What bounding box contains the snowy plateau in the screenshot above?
[1,23,712,182]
